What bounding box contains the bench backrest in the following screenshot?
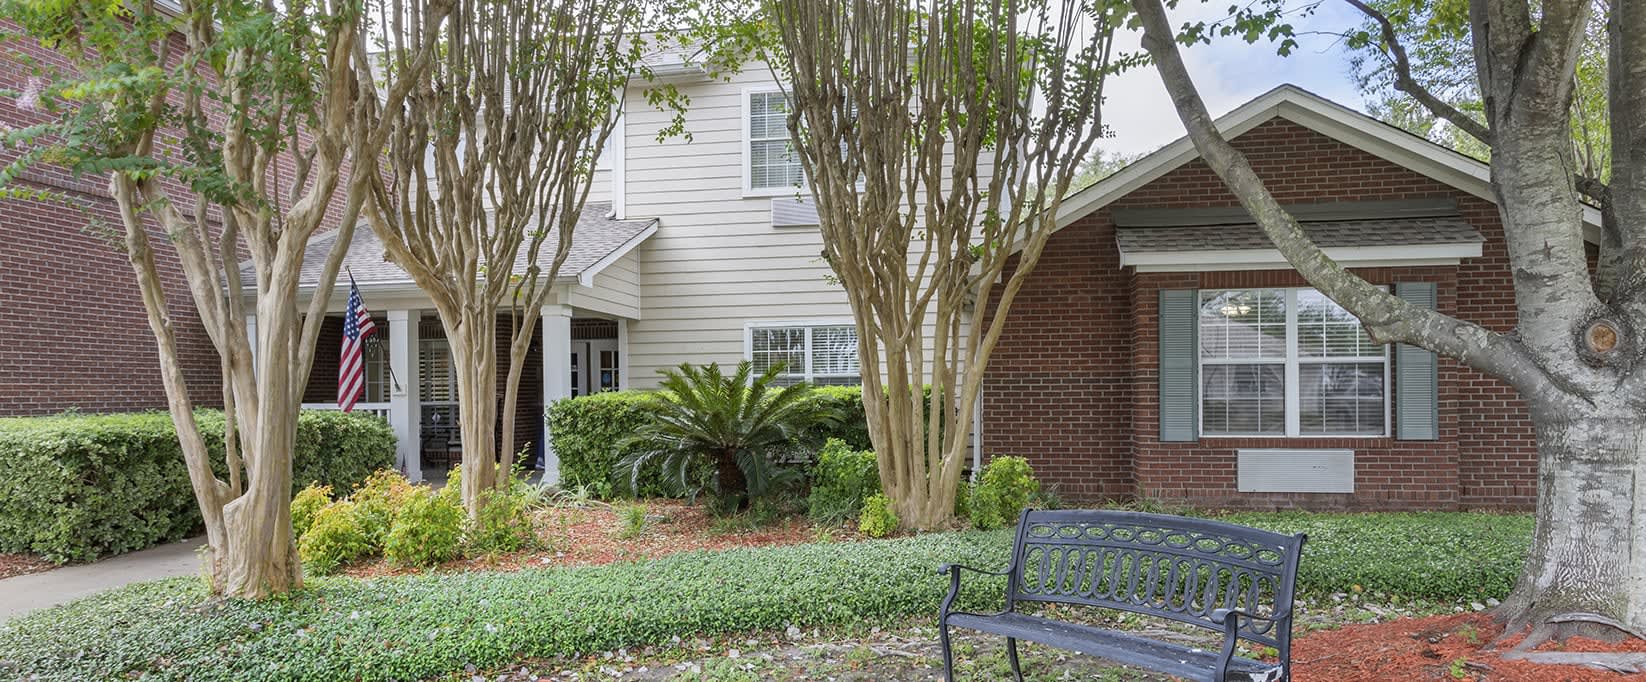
[1008,509,1305,648]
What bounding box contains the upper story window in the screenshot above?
[1198,288,1388,437]
[747,91,805,193]
[748,323,859,386]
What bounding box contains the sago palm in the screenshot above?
[618,361,836,510]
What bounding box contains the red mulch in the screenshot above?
[0,553,52,580]
[341,500,819,578]
[1294,612,1646,681]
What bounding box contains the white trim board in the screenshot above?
[1121,243,1484,272]
[1049,84,1603,243]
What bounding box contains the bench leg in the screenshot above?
[939,622,955,681]
[1005,637,1023,681]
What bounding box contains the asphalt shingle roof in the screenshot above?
[1114,216,1483,254]
[244,202,655,289]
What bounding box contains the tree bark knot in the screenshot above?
[1579,317,1630,366]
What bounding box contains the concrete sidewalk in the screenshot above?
[0,537,205,623]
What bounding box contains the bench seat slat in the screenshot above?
[946,612,1283,682]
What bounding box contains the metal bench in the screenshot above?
[939,509,1306,682]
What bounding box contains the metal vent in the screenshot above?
[1237,449,1354,493]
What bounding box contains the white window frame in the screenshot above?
[742,87,805,198]
[743,319,860,385]
[1196,288,1391,439]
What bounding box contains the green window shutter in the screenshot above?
[1395,282,1439,440]
[1158,289,1199,442]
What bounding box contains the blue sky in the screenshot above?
[1101,1,1372,157]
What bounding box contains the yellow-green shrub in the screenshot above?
[291,483,332,539]
[465,487,534,556]
[858,494,898,538]
[298,501,370,575]
[384,491,464,567]
[349,469,416,549]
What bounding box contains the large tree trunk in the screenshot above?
[450,311,499,515]
[1500,408,1646,639]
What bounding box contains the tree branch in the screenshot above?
[1135,0,1550,395]
[1344,0,1493,146]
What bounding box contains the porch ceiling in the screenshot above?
[240,201,656,291]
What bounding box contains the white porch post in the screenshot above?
[540,305,573,485]
[389,310,422,482]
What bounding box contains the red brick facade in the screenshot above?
[981,118,1537,511]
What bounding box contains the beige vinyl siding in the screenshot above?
[566,249,640,320]
[620,66,990,389]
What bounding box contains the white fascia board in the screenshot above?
[1119,242,1484,272]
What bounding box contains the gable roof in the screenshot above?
[246,201,658,292]
[1052,84,1602,240]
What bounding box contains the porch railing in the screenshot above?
[300,402,391,421]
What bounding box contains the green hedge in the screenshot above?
[0,511,1531,681]
[547,385,873,498]
[0,410,395,563]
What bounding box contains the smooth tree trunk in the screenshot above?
[448,312,500,512]
[1502,407,1646,639]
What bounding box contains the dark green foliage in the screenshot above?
[0,410,394,563]
[0,512,1533,681]
[383,491,465,568]
[616,362,836,510]
[549,385,874,501]
[968,456,1041,530]
[297,501,370,576]
[807,438,881,524]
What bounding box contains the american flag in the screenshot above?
[337,278,378,412]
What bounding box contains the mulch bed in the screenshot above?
[341,500,820,578]
[1294,612,1646,681]
[0,553,53,580]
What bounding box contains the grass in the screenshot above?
[0,511,1531,681]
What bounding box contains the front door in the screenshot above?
[570,339,620,397]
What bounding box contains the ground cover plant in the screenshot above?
[0,511,1531,681]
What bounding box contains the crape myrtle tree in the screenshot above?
[361,0,662,514]
[0,0,447,596]
[763,0,1131,529]
[1134,0,1646,659]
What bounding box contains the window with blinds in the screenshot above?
[749,324,860,386]
[419,337,457,403]
[1198,288,1388,437]
[748,91,804,191]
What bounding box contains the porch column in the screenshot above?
[540,304,573,485]
[388,309,422,482]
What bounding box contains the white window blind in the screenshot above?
[1198,288,1388,437]
[748,92,804,191]
[749,324,859,386]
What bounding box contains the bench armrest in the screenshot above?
[937,563,1014,620]
[1212,608,1292,681]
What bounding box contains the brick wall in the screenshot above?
[982,118,1535,511]
[1,19,355,417]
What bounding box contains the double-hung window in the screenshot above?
[1198,288,1388,437]
[748,323,860,386]
[747,91,805,193]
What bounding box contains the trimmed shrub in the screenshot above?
[801,385,872,452]
[969,456,1041,530]
[291,484,333,539]
[349,469,417,549]
[0,410,395,563]
[858,493,899,538]
[384,491,464,567]
[546,391,657,497]
[298,501,370,575]
[0,512,1533,682]
[464,487,535,556]
[807,438,881,524]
